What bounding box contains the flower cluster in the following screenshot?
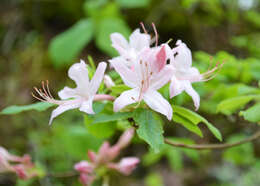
[74,128,139,186]
[32,24,221,123]
[0,146,37,180]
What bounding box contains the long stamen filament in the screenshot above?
[152,22,158,47]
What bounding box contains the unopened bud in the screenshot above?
[104,75,115,88]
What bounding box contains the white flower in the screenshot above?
[110,46,174,120]
[33,60,107,124]
[169,40,222,110]
[110,29,151,66]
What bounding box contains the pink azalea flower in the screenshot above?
[32,60,113,125]
[74,128,139,185]
[0,147,37,180]
[110,46,174,120]
[169,40,222,110]
[111,29,151,66]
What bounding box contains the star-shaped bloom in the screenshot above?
[110,29,151,66]
[33,60,108,124]
[110,45,174,120]
[169,40,222,110]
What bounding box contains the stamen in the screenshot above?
[166,38,173,44]
[152,22,158,47]
[46,80,53,98]
[140,22,148,34]
[31,92,47,102]
[32,80,63,105]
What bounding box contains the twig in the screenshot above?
[164,130,260,150]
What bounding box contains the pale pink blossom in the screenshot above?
[169,40,222,110]
[110,46,174,120]
[108,157,140,176]
[32,60,115,125]
[74,128,139,186]
[74,161,95,186]
[111,29,151,66]
[0,147,37,180]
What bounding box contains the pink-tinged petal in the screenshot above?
[87,151,97,163]
[173,40,192,69]
[169,76,185,98]
[184,82,200,110]
[79,173,95,186]
[109,57,138,88]
[129,29,151,51]
[58,86,77,99]
[108,157,140,176]
[89,62,107,96]
[79,98,94,114]
[68,60,90,91]
[155,45,166,72]
[113,88,139,112]
[143,90,173,120]
[111,33,129,56]
[116,128,135,149]
[74,161,93,174]
[96,142,111,164]
[107,145,120,161]
[49,100,81,125]
[150,65,174,90]
[13,165,27,179]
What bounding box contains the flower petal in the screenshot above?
[108,157,140,176]
[68,60,90,92]
[49,100,81,125]
[74,161,93,174]
[155,45,167,72]
[111,32,129,56]
[109,57,138,88]
[129,29,150,51]
[79,98,94,114]
[113,88,139,112]
[143,90,172,120]
[184,82,200,110]
[172,40,192,69]
[169,76,185,98]
[89,62,107,95]
[150,65,174,90]
[58,86,77,99]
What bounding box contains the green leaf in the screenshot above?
[240,103,260,123]
[172,113,203,137]
[95,17,130,56]
[49,19,94,68]
[110,84,131,96]
[92,112,133,123]
[173,106,222,141]
[84,115,117,139]
[116,0,151,8]
[133,108,164,152]
[1,102,54,115]
[217,95,256,115]
[173,105,202,125]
